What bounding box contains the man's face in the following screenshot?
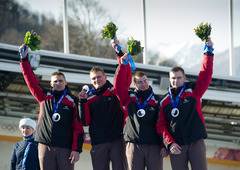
[133,75,149,91]
[169,71,186,88]
[90,71,107,89]
[50,75,67,91]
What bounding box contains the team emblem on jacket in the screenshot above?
[52,113,61,122]
[106,97,112,102]
[171,108,179,117]
[137,109,146,117]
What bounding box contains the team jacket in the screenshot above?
[79,80,126,145]
[114,64,162,145]
[10,139,40,170]
[156,53,214,149]
[20,58,84,152]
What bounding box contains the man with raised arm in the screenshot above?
[78,66,127,170]
[156,38,214,170]
[113,38,168,170]
[19,44,84,170]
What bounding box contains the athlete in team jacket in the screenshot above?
[156,38,214,170]
[78,67,127,170]
[113,38,168,170]
[19,44,84,170]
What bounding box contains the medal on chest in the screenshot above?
[52,113,61,122]
[135,91,154,118]
[137,109,146,117]
[171,108,179,117]
[168,83,186,118]
[52,89,67,122]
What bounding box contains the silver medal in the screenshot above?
[137,109,146,117]
[52,113,61,122]
[171,108,179,117]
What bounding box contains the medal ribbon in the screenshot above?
[168,82,186,108]
[52,89,67,114]
[89,87,101,95]
[123,52,136,70]
[134,91,154,110]
[111,37,122,51]
[86,87,101,95]
[22,134,34,169]
[204,44,214,53]
[17,44,27,56]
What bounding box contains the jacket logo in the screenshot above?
[183,99,189,104]
[106,97,112,102]
[63,106,69,110]
[149,107,155,111]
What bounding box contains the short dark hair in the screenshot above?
[170,66,185,76]
[90,66,105,75]
[132,71,148,83]
[51,71,66,80]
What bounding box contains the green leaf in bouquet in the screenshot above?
[101,22,118,39]
[29,44,34,51]
[24,31,31,44]
[23,30,42,51]
[194,22,212,42]
[127,37,144,56]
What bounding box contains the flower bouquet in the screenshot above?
[194,22,213,52]
[101,22,121,51]
[18,30,42,56]
[127,37,144,56]
[123,37,144,70]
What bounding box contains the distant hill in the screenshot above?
[150,42,240,77]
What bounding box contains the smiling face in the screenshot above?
[20,125,34,137]
[50,75,67,91]
[90,71,107,89]
[169,71,186,88]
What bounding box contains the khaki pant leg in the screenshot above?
[126,142,145,170]
[90,143,110,170]
[56,147,74,170]
[38,143,57,170]
[170,144,190,170]
[109,138,128,170]
[145,144,163,170]
[188,139,207,170]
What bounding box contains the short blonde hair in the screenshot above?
[90,67,105,75]
[51,71,66,80]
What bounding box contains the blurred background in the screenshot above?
[0,0,240,169]
[1,0,240,76]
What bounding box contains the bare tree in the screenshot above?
[39,15,63,52]
[67,0,116,58]
[0,0,40,45]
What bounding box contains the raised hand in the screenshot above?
[19,44,29,59]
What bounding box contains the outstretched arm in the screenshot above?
[19,44,46,103]
[112,37,132,89]
[114,54,132,106]
[195,37,214,98]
